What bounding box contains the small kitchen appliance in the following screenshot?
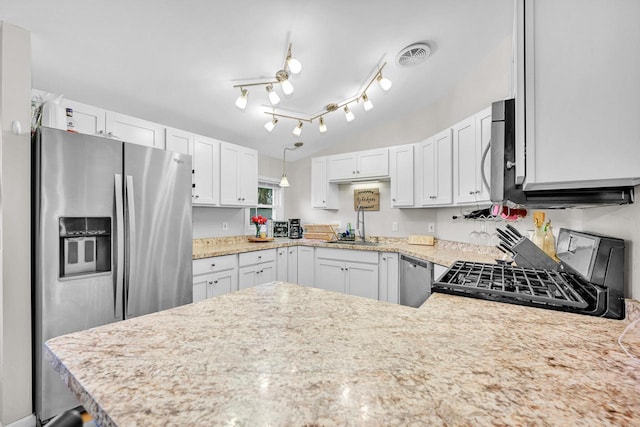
[273,221,289,238]
[432,228,625,319]
[288,218,302,239]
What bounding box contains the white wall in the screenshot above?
[0,22,33,425]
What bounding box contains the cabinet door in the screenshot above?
[61,99,106,136]
[257,261,276,285]
[193,275,210,303]
[276,248,288,282]
[452,116,479,204]
[193,136,219,206]
[287,247,298,283]
[239,147,258,206]
[345,261,379,300]
[315,259,345,294]
[357,148,389,178]
[419,138,437,205]
[311,157,329,208]
[165,127,193,155]
[379,253,399,304]
[475,107,492,202]
[105,111,165,148]
[434,129,453,205]
[390,145,414,207]
[328,153,357,181]
[521,0,640,189]
[297,246,314,286]
[238,265,257,290]
[219,142,240,205]
[207,269,235,298]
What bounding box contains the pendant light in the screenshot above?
[279,142,303,187]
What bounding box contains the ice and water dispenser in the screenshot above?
[59,217,111,277]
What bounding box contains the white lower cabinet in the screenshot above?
[276,246,298,283]
[378,253,399,304]
[192,255,238,303]
[297,246,315,286]
[238,249,276,290]
[314,248,379,300]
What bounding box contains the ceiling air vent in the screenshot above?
[395,43,431,67]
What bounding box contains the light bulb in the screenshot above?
[377,74,392,91]
[292,121,303,137]
[266,85,280,105]
[344,106,355,122]
[287,57,302,74]
[279,174,290,187]
[264,117,278,132]
[235,88,248,110]
[362,93,373,111]
[281,79,294,95]
[318,117,327,133]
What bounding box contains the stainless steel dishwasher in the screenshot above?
[399,255,433,307]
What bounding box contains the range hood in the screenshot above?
[489,99,636,209]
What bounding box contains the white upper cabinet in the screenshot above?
[418,128,453,206]
[61,99,106,136]
[389,144,414,207]
[192,135,220,206]
[518,0,640,190]
[311,157,339,209]
[219,142,257,207]
[452,107,491,205]
[327,148,389,181]
[165,127,194,155]
[105,111,165,148]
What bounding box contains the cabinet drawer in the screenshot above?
[193,254,237,276]
[315,247,378,264]
[238,249,277,267]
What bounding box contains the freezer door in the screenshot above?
[34,127,123,421]
[124,143,192,318]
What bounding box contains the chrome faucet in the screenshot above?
[356,204,365,242]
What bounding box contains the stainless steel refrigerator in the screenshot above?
[33,127,193,421]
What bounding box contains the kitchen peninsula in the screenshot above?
[46,282,640,426]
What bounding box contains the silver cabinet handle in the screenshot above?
[430,196,437,199]
[356,170,360,174]
[208,281,213,285]
[468,191,475,195]
[392,198,396,202]
[211,263,216,267]
[195,195,199,198]
[214,280,218,284]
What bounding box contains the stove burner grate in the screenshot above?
[435,261,589,309]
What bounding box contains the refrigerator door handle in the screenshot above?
[114,174,124,319]
[125,175,137,316]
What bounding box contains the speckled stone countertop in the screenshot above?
[193,236,502,267]
[46,283,640,426]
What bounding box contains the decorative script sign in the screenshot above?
[354,188,380,211]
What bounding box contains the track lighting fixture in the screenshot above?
[260,62,390,134]
[235,88,248,110]
[264,116,278,132]
[343,105,355,122]
[292,121,303,137]
[362,93,373,111]
[318,117,327,133]
[232,42,301,109]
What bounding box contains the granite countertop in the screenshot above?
[46,283,640,426]
[193,237,502,267]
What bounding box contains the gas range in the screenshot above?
[432,229,625,319]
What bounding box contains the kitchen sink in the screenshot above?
[327,240,379,247]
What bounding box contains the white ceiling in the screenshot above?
[1,0,514,161]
